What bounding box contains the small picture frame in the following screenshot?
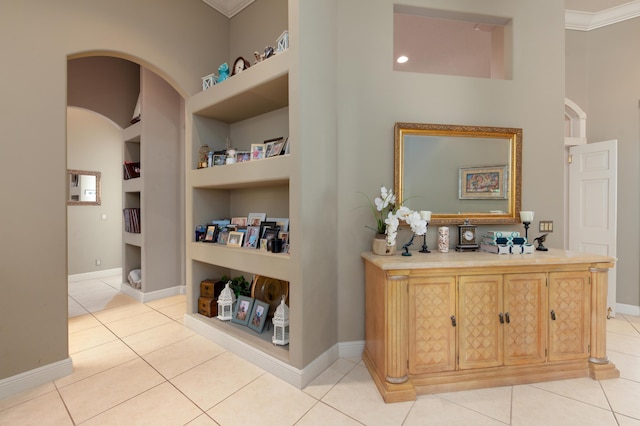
[260,238,268,251]
[248,300,269,333]
[244,225,261,248]
[217,229,230,245]
[213,154,226,166]
[247,212,267,227]
[262,227,279,251]
[251,144,265,160]
[458,165,508,199]
[282,137,290,155]
[203,225,217,242]
[231,217,248,227]
[264,137,285,158]
[227,231,244,247]
[236,151,251,163]
[278,231,289,244]
[232,296,254,326]
[268,217,289,232]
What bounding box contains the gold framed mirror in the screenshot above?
[67,169,101,206]
[394,122,521,225]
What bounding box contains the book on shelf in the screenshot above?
[123,208,141,233]
[123,162,141,180]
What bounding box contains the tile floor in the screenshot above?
[1,274,640,425]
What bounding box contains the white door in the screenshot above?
[569,140,617,316]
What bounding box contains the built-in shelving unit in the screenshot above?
[121,68,182,300]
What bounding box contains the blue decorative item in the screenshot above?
[217,63,229,83]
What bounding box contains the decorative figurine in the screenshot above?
[216,63,229,83]
[231,56,250,76]
[534,233,549,251]
[253,51,263,64]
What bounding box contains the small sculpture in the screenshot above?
[216,63,229,83]
[533,233,549,251]
[254,51,263,64]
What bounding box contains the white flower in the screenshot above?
[384,212,399,246]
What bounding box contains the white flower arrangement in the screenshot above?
[364,186,427,247]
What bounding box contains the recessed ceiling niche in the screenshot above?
[394,5,512,79]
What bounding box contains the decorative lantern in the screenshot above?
[201,72,217,90]
[272,295,289,345]
[217,281,236,321]
[276,30,289,53]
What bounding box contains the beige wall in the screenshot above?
[566,18,640,307]
[334,0,566,342]
[0,0,227,380]
[67,108,123,275]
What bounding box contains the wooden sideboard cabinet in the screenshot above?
[362,249,618,403]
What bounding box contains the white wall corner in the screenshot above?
[202,0,255,18]
[566,0,640,31]
[0,358,73,400]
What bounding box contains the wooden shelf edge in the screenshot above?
[123,121,141,142]
[190,155,291,189]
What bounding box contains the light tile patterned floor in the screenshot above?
[1,275,640,425]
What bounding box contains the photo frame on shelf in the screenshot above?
[262,227,279,251]
[217,229,230,245]
[264,137,286,158]
[248,300,269,333]
[258,221,278,248]
[244,226,261,248]
[260,238,268,251]
[203,225,217,243]
[232,296,254,326]
[267,217,289,232]
[458,165,508,200]
[278,231,289,244]
[231,217,248,227]
[236,151,250,163]
[282,137,290,155]
[247,212,267,227]
[227,231,244,247]
[251,144,265,160]
[213,154,226,166]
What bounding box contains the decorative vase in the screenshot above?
[372,234,396,256]
[438,227,450,253]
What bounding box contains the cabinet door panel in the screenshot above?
[503,273,547,365]
[458,275,503,370]
[548,271,590,361]
[409,276,457,374]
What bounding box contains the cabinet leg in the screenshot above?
[385,274,409,384]
[588,266,619,379]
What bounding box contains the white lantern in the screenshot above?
[272,295,289,345]
[276,30,289,53]
[217,281,236,321]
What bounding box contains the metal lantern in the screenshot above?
[272,295,289,345]
[217,281,236,321]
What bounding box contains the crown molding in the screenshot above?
[566,0,640,31]
[202,0,255,18]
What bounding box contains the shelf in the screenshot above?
[123,121,141,142]
[123,231,142,247]
[190,154,291,189]
[123,177,142,192]
[185,313,289,363]
[189,50,290,123]
[190,242,291,282]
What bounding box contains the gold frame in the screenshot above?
[394,122,522,225]
[67,169,101,206]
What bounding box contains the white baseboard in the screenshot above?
[338,340,365,359]
[0,358,73,400]
[68,268,122,283]
[119,283,186,303]
[616,303,640,317]
[184,314,341,389]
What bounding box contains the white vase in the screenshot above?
[438,227,450,253]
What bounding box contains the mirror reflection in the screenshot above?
[67,169,101,205]
[395,123,521,225]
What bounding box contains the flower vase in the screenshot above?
[372,234,396,256]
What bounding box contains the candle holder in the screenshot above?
[519,211,535,242]
[402,234,416,256]
[419,222,430,253]
[522,221,531,241]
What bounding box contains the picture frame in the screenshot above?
[258,221,278,248]
[227,231,244,247]
[458,165,508,200]
[264,137,286,158]
[268,217,289,232]
[247,212,267,227]
[213,154,226,166]
[278,231,289,244]
[248,300,269,333]
[244,225,261,248]
[203,225,217,242]
[282,137,290,155]
[261,227,280,251]
[251,144,265,160]
[260,238,268,251]
[217,229,230,245]
[232,296,254,326]
[236,151,250,162]
[231,217,248,227]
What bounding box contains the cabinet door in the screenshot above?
[503,273,547,365]
[458,275,503,370]
[548,271,590,361]
[409,276,457,374]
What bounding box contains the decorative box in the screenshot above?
[198,296,217,317]
[200,279,218,298]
